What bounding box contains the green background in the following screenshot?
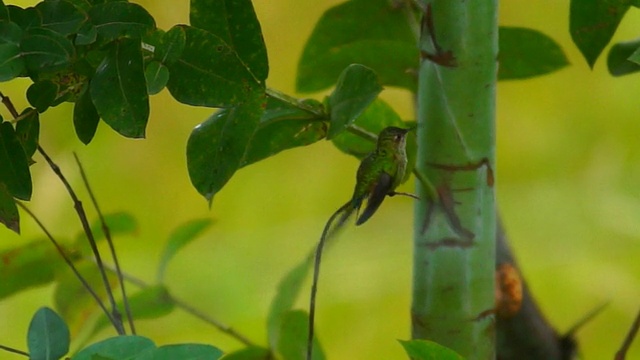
[1,0,639,359]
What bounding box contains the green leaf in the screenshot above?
[297,0,417,93]
[277,310,325,360]
[241,96,327,167]
[88,2,155,42]
[144,60,169,95]
[332,98,403,158]
[0,20,23,44]
[28,307,70,360]
[27,80,59,112]
[498,27,569,80]
[91,39,149,138]
[72,335,155,360]
[607,39,640,76]
[20,27,75,76]
[398,339,465,360]
[136,344,223,360]
[327,64,382,139]
[186,94,265,201]
[0,42,25,81]
[35,0,87,36]
[190,0,268,83]
[0,240,73,299]
[15,108,39,157]
[157,218,213,282]
[220,346,271,360]
[75,21,97,45]
[73,86,100,144]
[570,0,630,68]
[92,285,175,338]
[0,121,32,200]
[166,25,261,107]
[267,254,312,350]
[7,5,42,30]
[0,183,19,233]
[156,25,185,64]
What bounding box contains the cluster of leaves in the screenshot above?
[569,0,640,74]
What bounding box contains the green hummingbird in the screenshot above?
[306,126,412,360]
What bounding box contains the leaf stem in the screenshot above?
[265,87,325,117]
[616,307,640,360]
[0,344,29,357]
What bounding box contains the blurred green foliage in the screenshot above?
[0,0,639,359]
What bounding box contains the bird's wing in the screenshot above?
[355,172,392,225]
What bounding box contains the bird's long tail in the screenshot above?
[306,201,355,360]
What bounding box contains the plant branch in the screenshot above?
[36,145,125,335]
[615,308,640,360]
[0,344,29,357]
[265,87,325,117]
[16,202,117,328]
[74,153,136,335]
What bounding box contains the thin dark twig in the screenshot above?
[0,344,29,357]
[0,91,19,118]
[96,261,255,347]
[616,307,640,360]
[16,202,116,327]
[36,145,125,335]
[564,302,609,336]
[73,153,136,335]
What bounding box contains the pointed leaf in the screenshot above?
[277,310,325,360]
[166,25,261,107]
[498,27,569,80]
[327,64,382,139]
[190,0,268,83]
[136,344,223,360]
[20,27,75,76]
[144,60,169,95]
[398,339,464,360]
[297,0,417,93]
[157,218,213,282]
[0,240,73,299]
[72,335,155,360]
[570,0,629,68]
[267,254,312,350]
[73,86,100,144]
[15,109,39,157]
[35,0,87,36]
[91,285,175,338]
[27,307,70,360]
[0,183,19,233]
[0,121,32,200]
[27,80,59,112]
[187,94,265,201]
[88,2,155,42]
[608,39,640,76]
[220,346,271,360]
[241,97,327,167]
[91,39,149,138]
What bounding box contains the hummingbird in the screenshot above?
[306,126,411,360]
